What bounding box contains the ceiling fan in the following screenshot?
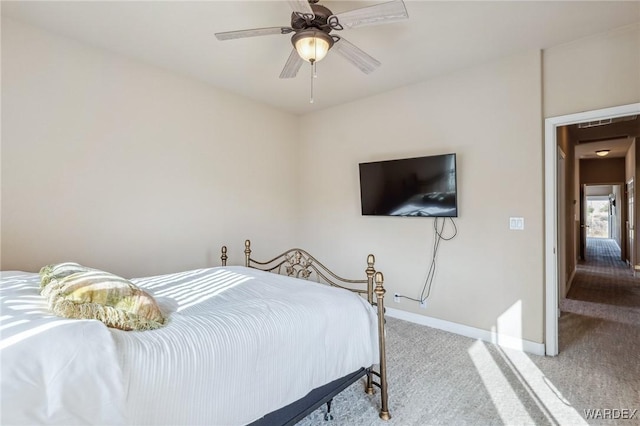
[214,0,408,79]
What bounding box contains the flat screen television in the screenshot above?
[359,153,458,217]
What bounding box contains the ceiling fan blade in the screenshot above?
[280,49,304,79]
[215,27,292,41]
[287,0,314,17]
[331,37,381,74]
[333,0,408,29]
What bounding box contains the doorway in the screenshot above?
[544,103,640,356]
[586,195,610,238]
[581,184,624,260]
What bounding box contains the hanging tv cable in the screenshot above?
[396,217,457,305]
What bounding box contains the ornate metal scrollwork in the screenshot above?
[226,239,389,420]
[284,250,314,279]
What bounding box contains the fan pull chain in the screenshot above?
[309,38,320,103]
[309,61,315,104]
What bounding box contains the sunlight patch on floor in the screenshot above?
[484,300,587,425]
[468,340,534,424]
[498,347,587,425]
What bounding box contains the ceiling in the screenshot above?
[584,185,614,197]
[2,1,639,115]
[572,115,640,159]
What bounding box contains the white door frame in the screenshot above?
[544,102,640,356]
[557,146,567,303]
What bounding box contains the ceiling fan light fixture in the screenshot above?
[596,149,610,157]
[292,30,334,63]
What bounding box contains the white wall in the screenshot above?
[543,24,640,118]
[297,51,544,344]
[613,185,622,249]
[3,15,639,348]
[1,18,299,277]
[293,23,639,346]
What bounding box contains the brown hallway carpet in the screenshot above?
[561,238,640,325]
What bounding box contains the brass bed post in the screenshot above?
[365,254,375,305]
[375,271,390,420]
[221,246,228,266]
[365,254,376,395]
[244,239,252,267]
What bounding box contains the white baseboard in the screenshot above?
[386,307,546,356]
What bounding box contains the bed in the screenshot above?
[0,240,389,425]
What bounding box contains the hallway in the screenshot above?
[561,237,640,326]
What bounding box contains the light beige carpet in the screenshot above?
[298,315,639,425]
[298,239,640,425]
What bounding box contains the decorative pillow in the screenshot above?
[41,266,166,331]
[39,262,95,290]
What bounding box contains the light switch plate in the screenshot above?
[509,217,524,230]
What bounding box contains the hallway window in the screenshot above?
[586,198,609,238]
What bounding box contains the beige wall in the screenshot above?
[1,18,299,277]
[626,139,636,182]
[543,24,640,118]
[580,158,626,184]
[297,51,544,343]
[2,15,639,348]
[293,23,639,346]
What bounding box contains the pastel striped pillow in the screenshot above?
[41,266,166,331]
[39,262,95,290]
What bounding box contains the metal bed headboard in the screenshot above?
[220,239,390,420]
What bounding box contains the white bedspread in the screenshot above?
[1,266,379,425]
[0,271,126,425]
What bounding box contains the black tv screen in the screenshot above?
[359,153,458,217]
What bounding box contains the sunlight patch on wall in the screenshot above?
[494,300,524,351]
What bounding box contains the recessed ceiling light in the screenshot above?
[595,150,610,157]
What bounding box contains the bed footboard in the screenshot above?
[221,240,390,420]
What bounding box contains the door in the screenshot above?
[579,185,586,260]
[620,185,628,262]
[627,178,635,268]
